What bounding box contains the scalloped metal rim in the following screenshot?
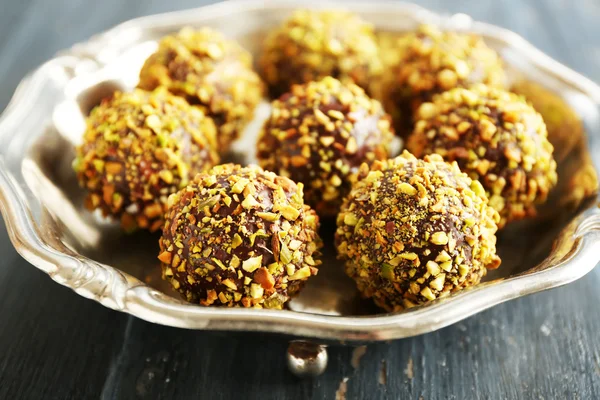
[0,0,599,342]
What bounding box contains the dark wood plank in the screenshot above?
[0,1,599,399]
[0,224,131,399]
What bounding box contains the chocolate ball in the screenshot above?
[257,77,395,217]
[158,164,322,308]
[139,27,264,151]
[407,84,558,228]
[336,151,501,312]
[381,24,506,137]
[260,10,382,97]
[74,88,219,232]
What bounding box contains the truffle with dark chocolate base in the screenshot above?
[380,24,506,137]
[335,151,501,312]
[257,77,395,217]
[260,10,383,97]
[138,27,264,151]
[74,88,219,232]
[407,84,558,228]
[158,164,322,308]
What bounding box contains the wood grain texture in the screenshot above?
[0,0,599,399]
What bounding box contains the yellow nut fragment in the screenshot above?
[250,283,265,299]
[430,232,449,245]
[288,266,312,280]
[344,213,359,226]
[242,256,263,273]
[420,286,436,301]
[279,205,300,221]
[398,182,417,196]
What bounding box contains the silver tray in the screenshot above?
[1,0,599,375]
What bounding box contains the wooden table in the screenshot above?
[0,1,599,398]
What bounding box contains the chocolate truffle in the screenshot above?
[381,24,506,137]
[74,88,219,232]
[407,84,558,228]
[260,10,382,97]
[139,27,264,151]
[257,77,395,217]
[336,151,501,312]
[158,164,322,308]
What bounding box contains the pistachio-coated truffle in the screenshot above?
[139,27,264,151]
[257,77,395,217]
[260,10,383,97]
[74,88,219,232]
[381,24,506,137]
[336,151,501,312]
[407,85,558,228]
[158,164,322,308]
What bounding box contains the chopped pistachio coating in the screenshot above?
[158,164,322,308]
[260,10,383,97]
[407,84,558,228]
[381,24,506,137]
[257,77,395,217]
[74,88,219,232]
[335,151,501,312]
[511,80,582,162]
[139,27,264,151]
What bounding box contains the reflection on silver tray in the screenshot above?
[0,0,599,344]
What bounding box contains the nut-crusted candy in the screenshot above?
[158,164,322,308]
[381,24,506,137]
[260,10,383,97]
[139,27,264,151]
[335,151,501,312]
[407,84,558,228]
[257,77,395,217]
[74,88,219,232]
